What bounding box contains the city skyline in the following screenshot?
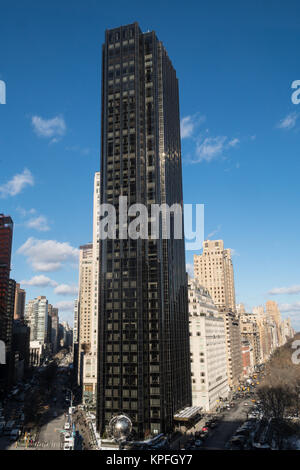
[0,5,299,452]
[1,1,300,329]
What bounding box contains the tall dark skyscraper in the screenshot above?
[97,22,191,438]
[0,214,13,392]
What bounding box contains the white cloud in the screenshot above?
[181,116,195,138]
[0,169,34,198]
[180,114,206,139]
[32,115,66,141]
[21,275,58,288]
[195,136,227,162]
[186,263,194,278]
[277,112,298,130]
[17,237,79,272]
[26,215,50,232]
[207,225,222,239]
[17,207,36,217]
[54,284,78,296]
[17,208,50,232]
[55,300,75,312]
[229,248,240,257]
[269,285,300,295]
[279,302,300,313]
[181,112,240,164]
[228,138,240,147]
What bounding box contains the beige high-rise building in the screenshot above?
[282,317,294,343]
[14,283,26,320]
[266,300,281,324]
[236,303,246,315]
[194,240,236,313]
[224,311,243,388]
[251,302,293,362]
[240,312,262,367]
[73,299,79,345]
[266,300,283,346]
[77,172,100,405]
[88,172,100,404]
[194,240,242,388]
[77,243,93,393]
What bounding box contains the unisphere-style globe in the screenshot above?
[109,414,132,441]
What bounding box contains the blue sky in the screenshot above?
[0,0,300,328]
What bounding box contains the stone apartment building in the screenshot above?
[194,240,242,389]
[188,277,229,411]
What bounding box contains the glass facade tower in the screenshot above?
[0,214,13,392]
[97,22,191,438]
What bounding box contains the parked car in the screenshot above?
[230,435,248,450]
[208,421,217,429]
[195,439,203,447]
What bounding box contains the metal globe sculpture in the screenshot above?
[108,414,132,443]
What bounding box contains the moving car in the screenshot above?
[229,435,247,450]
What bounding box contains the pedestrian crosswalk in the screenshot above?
[14,440,61,449]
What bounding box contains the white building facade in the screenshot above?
[188,277,229,412]
[25,296,48,344]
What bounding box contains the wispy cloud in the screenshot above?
[21,275,58,288]
[228,138,240,147]
[207,225,222,239]
[0,169,34,198]
[230,248,240,257]
[195,135,227,162]
[269,285,300,295]
[279,302,300,313]
[17,237,79,272]
[17,207,50,232]
[25,215,50,232]
[54,284,78,296]
[20,276,78,298]
[32,115,66,142]
[180,113,206,139]
[277,112,298,130]
[181,113,240,164]
[17,207,36,217]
